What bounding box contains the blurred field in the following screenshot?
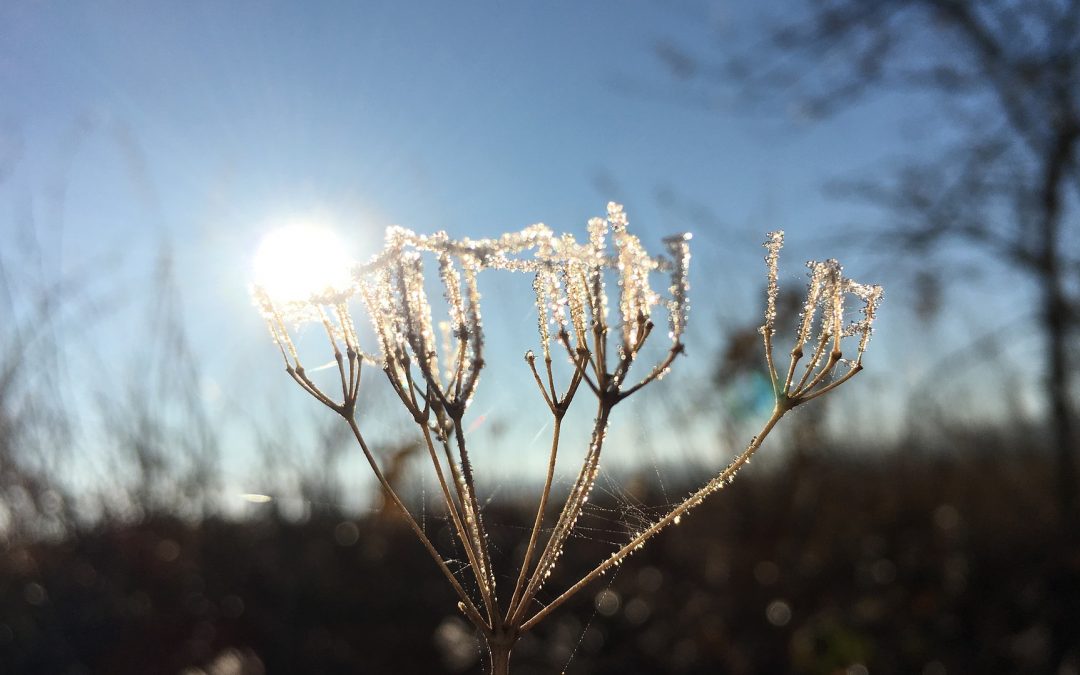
[2,433,1076,674]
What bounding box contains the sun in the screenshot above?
[252,224,353,303]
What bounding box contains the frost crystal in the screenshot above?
[762,231,783,338]
[663,232,692,341]
[759,232,883,403]
[609,203,659,348]
[252,203,692,405]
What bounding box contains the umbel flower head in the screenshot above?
[248,204,881,672]
[760,231,884,408]
[250,203,693,414]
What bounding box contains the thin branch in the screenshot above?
[794,364,862,405]
[507,416,563,620]
[451,414,499,618]
[526,353,555,413]
[559,351,588,408]
[344,417,488,632]
[795,348,843,398]
[762,329,780,398]
[418,421,491,621]
[794,331,831,394]
[510,402,613,625]
[617,342,684,401]
[560,333,601,398]
[520,405,787,632]
[545,357,558,405]
[782,345,803,395]
[287,366,338,410]
[347,350,360,402]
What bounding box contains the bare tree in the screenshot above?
[661,0,1079,526]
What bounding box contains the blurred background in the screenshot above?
[1,1,1077,673]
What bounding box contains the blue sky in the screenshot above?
[0,2,1038,503]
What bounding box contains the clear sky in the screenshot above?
[0,1,1038,506]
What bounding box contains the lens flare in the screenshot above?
[253,224,352,303]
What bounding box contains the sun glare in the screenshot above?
[253,224,353,303]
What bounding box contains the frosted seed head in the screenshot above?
[609,205,658,348]
[587,216,608,255]
[254,202,705,417]
[663,232,692,342]
[762,231,784,337]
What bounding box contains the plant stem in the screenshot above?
[507,416,562,619]
[520,404,786,632]
[344,417,488,631]
[418,424,491,619]
[485,633,515,675]
[511,401,612,624]
[452,414,498,613]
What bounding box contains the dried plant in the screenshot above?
[250,204,882,673]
